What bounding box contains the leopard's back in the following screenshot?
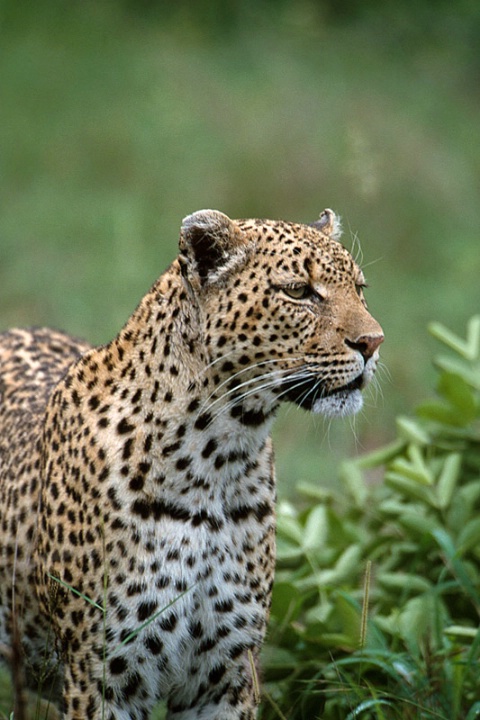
[0,328,89,683]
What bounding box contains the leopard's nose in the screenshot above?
[345,333,384,361]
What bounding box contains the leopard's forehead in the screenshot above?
[235,218,360,284]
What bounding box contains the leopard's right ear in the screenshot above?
[310,208,343,241]
[179,209,248,287]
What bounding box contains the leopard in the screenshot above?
[0,208,383,720]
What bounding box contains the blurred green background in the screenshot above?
[1,0,479,496]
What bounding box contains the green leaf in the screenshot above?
[429,316,480,361]
[444,625,478,640]
[354,439,406,469]
[437,372,477,419]
[304,600,333,627]
[390,444,434,485]
[276,514,304,546]
[434,356,480,391]
[397,594,447,651]
[334,592,362,647]
[436,452,461,509]
[416,399,466,426]
[432,529,480,607]
[345,698,394,720]
[299,545,363,590]
[377,572,432,593]
[270,581,303,622]
[385,473,437,505]
[465,702,480,720]
[339,460,368,509]
[396,416,430,445]
[302,504,328,551]
[398,512,439,537]
[457,517,480,554]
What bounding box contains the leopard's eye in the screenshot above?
[283,285,311,300]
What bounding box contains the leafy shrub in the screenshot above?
[261,316,480,720]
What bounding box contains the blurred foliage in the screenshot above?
[262,317,480,718]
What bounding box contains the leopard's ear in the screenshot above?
[179,209,248,286]
[310,208,342,241]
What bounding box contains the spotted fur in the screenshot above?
[0,209,383,719]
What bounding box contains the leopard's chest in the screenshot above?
[105,485,276,703]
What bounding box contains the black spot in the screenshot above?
[137,600,158,622]
[109,656,127,675]
[214,455,225,469]
[119,628,135,645]
[131,499,151,520]
[122,437,134,460]
[209,664,226,685]
[145,635,163,655]
[176,457,191,471]
[88,395,100,410]
[159,613,177,632]
[129,475,144,492]
[162,441,181,456]
[228,501,272,523]
[176,424,186,438]
[187,398,200,413]
[229,643,247,659]
[197,637,217,654]
[230,404,267,427]
[156,575,170,589]
[121,672,142,701]
[194,412,212,430]
[201,438,217,458]
[107,486,122,511]
[131,389,142,404]
[117,418,135,435]
[166,548,180,561]
[191,510,223,531]
[189,621,203,638]
[214,599,234,613]
[127,582,144,597]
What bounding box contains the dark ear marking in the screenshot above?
[179,209,248,285]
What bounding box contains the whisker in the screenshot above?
[204,371,297,425]
[197,356,310,414]
[204,365,320,427]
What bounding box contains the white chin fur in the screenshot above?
[312,389,364,418]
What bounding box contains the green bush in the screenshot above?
[261,316,480,720]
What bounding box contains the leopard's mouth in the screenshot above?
[280,372,365,411]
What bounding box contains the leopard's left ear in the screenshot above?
[310,208,342,241]
[179,209,248,286]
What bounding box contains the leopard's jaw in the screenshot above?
[312,351,380,418]
[312,388,364,418]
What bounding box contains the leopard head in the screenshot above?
[179,208,383,419]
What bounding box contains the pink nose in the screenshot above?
[346,333,384,361]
